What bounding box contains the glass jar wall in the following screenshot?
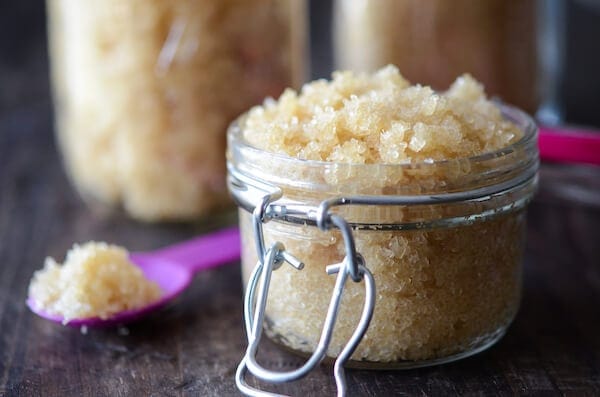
[47,0,307,221]
[334,0,538,113]
[228,104,538,368]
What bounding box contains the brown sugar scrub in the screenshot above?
[47,0,306,221]
[333,0,539,113]
[28,242,161,324]
[228,65,538,366]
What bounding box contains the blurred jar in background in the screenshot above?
[48,0,307,222]
[334,0,538,113]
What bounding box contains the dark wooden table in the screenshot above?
[1,95,600,396]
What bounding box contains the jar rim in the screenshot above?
[227,103,538,229]
[227,102,537,171]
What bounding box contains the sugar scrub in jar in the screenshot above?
[47,0,307,221]
[229,65,538,382]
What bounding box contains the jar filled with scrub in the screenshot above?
[229,66,538,389]
[333,0,539,114]
[47,0,307,222]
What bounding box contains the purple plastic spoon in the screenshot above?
[27,226,241,327]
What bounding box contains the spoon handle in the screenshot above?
[539,126,600,166]
[151,226,241,274]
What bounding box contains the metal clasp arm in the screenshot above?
[236,243,375,396]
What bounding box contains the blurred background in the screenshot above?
[0,0,599,219]
[2,0,600,127]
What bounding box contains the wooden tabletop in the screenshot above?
[1,97,599,396]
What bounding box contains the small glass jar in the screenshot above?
[47,0,307,222]
[228,104,538,374]
[333,0,539,114]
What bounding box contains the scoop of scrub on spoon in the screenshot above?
[27,226,241,327]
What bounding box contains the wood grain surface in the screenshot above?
[0,98,599,396]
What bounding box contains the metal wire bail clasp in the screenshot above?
[235,191,376,397]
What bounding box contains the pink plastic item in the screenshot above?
[27,226,241,327]
[538,126,600,166]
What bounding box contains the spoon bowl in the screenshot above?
[27,226,241,327]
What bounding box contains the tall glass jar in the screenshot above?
[47,0,307,222]
[229,104,538,370]
[333,0,539,113]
